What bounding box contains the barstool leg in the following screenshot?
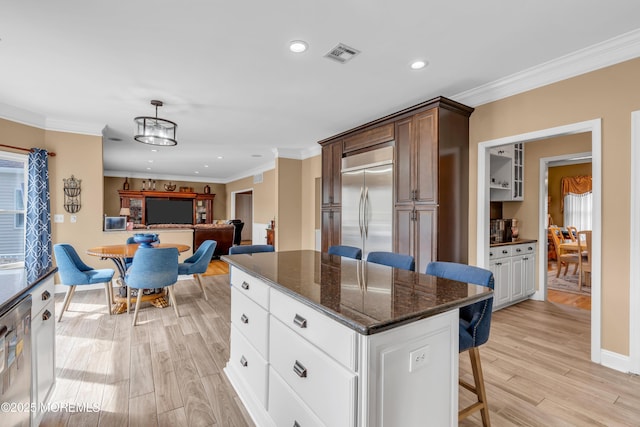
[469,347,491,427]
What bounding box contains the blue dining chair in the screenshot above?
[124,236,136,270]
[228,244,274,254]
[178,240,217,301]
[54,243,115,322]
[426,261,494,426]
[328,245,362,260]
[366,251,415,271]
[125,247,179,326]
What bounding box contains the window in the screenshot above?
[563,192,592,231]
[0,152,28,266]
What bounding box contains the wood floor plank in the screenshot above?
[42,274,640,427]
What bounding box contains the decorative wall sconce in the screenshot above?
[63,175,81,213]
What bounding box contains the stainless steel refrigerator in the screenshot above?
[341,146,393,258]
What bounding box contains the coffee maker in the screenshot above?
[490,218,514,243]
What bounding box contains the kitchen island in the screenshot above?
[222,250,492,427]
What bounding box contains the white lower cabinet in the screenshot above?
[489,242,536,310]
[224,266,459,427]
[30,275,56,427]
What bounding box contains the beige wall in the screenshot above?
[275,158,302,251]
[301,155,321,250]
[470,57,640,355]
[226,169,276,224]
[103,177,226,219]
[547,161,592,228]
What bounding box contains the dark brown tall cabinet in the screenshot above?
[320,140,342,252]
[319,96,473,273]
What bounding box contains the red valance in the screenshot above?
[561,175,592,212]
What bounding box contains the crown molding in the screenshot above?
[223,160,276,184]
[45,118,104,136]
[453,28,640,107]
[0,102,46,128]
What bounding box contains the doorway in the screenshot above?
[543,155,592,310]
[233,190,253,244]
[477,119,602,363]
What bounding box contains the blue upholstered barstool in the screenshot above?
[178,240,217,301]
[426,261,494,426]
[228,244,274,255]
[328,245,362,260]
[54,243,115,321]
[125,247,179,326]
[367,251,415,271]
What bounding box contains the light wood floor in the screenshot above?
[43,274,640,426]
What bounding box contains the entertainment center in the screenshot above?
[118,190,215,225]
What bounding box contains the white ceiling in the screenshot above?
[2,1,640,183]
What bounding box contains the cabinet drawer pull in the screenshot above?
[516,248,522,252]
[240,356,248,367]
[42,310,51,321]
[489,252,493,257]
[293,422,301,427]
[240,314,249,324]
[528,246,533,251]
[241,281,250,290]
[496,262,502,266]
[523,257,529,260]
[293,360,307,378]
[41,290,51,301]
[293,314,307,328]
[502,250,508,254]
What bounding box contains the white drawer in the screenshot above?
[229,326,268,407]
[268,367,324,427]
[270,288,357,371]
[513,243,536,256]
[230,267,270,309]
[31,276,55,315]
[489,245,512,260]
[231,287,269,358]
[270,316,357,427]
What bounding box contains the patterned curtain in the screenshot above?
[25,148,52,280]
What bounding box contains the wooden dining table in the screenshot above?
[87,242,190,314]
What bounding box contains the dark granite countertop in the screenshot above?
[222,250,493,335]
[0,266,57,315]
[490,238,537,248]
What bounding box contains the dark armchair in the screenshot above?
[227,219,245,246]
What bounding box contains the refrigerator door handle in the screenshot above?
[358,186,364,237]
[364,186,369,238]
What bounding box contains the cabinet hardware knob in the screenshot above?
[42,310,51,321]
[41,290,51,301]
[502,250,508,254]
[293,314,307,328]
[293,360,307,378]
[516,248,521,252]
[240,356,248,367]
[241,281,250,290]
[528,247,533,250]
[240,314,249,324]
[489,252,493,256]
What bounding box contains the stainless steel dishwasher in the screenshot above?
[0,295,32,427]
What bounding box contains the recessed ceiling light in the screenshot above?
[151,149,158,152]
[217,156,223,160]
[289,40,308,53]
[146,167,151,170]
[148,160,153,163]
[410,60,428,70]
[204,164,209,168]
[194,171,199,174]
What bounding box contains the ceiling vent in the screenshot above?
[253,173,263,184]
[324,43,360,64]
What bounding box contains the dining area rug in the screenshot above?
[547,267,591,295]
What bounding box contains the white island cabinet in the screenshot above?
[223,250,492,427]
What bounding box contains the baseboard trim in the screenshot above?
[601,349,631,374]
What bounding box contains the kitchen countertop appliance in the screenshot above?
[490,218,515,243]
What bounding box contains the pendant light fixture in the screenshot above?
[134,100,178,146]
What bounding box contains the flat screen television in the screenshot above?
[145,198,193,225]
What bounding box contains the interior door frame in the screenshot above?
[476,118,602,364]
[231,187,253,242]
[629,110,640,374]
